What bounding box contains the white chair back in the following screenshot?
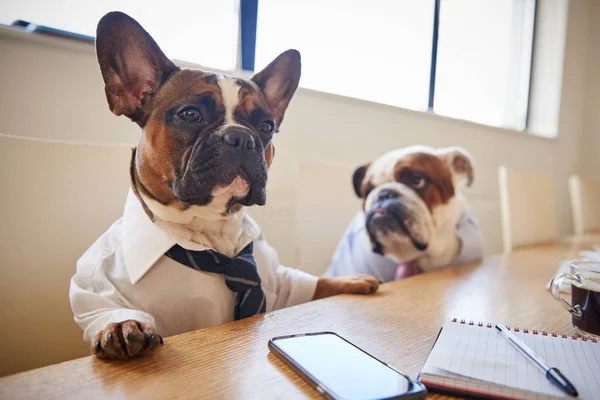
[499,166,558,253]
[0,134,132,376]
[569,175,600,235]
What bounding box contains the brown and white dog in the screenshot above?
[325,146,483,282]
[70,12,378,360]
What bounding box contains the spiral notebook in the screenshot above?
[420,319,600,399]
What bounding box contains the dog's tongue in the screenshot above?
[395,260,420,280]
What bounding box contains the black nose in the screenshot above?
[222,129,256,150]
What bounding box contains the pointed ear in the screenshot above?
[265,142,276,168]
[437,147,475,187]
[352,163,370,198]
[95,12,179,126]
[251,49,301,131]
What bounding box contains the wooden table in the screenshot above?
[1,236,598,400]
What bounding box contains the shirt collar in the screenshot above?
[121,189,262,285]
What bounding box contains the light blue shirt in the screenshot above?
[324,206,483,282]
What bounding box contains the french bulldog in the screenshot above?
[325,145,483,282]
[70,12,378,360]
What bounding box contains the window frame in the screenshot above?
[7,0,538,132]
[243,0,538,132]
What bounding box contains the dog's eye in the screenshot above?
[410,175,427,189]
[259,120,275,133]
[178,107,203,123]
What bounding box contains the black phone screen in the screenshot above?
[271,333,421,400]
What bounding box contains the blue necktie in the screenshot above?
[165,242,266,320]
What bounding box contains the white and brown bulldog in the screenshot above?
[325,146,483,282]
[70,12,378,360]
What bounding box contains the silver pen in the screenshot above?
[495,324,578,397]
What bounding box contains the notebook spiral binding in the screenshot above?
[451,317,598,343]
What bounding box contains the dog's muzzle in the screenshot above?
[221,127,268,206]
[366,188,429,252]
[173,127,268,207]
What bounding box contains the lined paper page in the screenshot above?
[422,321,600,400]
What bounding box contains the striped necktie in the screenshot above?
[165,242,266,320]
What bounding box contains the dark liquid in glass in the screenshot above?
[571,285,600,336]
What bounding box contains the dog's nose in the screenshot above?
[222,129,256,150]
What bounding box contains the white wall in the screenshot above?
[0,0,596,277]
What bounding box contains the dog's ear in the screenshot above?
[96,12,179,127]
[265,142,276,168]
[437,147,475,187]
[252,49,301,131]
[352,163,370,198]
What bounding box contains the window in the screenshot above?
[2,0,537,130]
[433,0,536,130]
[255,0,536,130]
[255,0,435,112]
[1,0,239,71]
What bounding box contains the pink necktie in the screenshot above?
[395,260,419,280]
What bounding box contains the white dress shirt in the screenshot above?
[70,190,318,342]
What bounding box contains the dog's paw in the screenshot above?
[92,320,163,360]
[313,275,380,300]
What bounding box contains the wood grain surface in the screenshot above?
[1,235,598,400]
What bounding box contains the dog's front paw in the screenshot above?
[92,320,163,360]
[313,275,380,300]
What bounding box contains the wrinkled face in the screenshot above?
[95,12,300,215]
[353,146,474,262]
[140,71,277,209]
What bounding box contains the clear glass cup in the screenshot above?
[550,261,600,338]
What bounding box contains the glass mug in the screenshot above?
[550,261,600,338]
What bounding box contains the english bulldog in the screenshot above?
[70,12,378,360]
[325,146,483,282]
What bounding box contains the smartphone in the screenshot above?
[268,332,427,400]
